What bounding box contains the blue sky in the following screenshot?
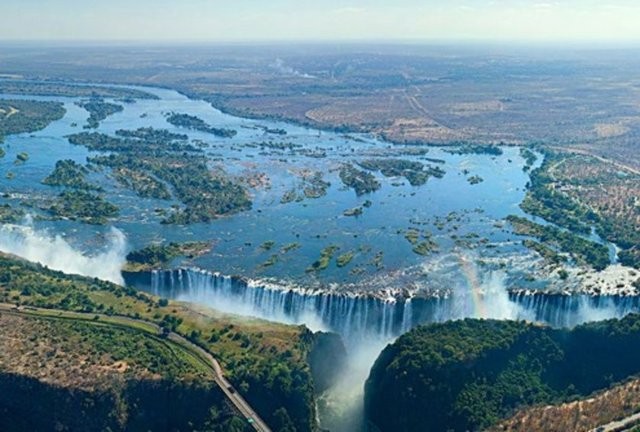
[2,0,639,41]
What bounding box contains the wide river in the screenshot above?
[0,85,543,296]
[1,82,635,432]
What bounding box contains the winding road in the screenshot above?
[0,303,271,432]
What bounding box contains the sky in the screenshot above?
[1,0,640,42]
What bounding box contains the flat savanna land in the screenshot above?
[2,44,639,169]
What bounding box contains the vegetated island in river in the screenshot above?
[0,80,158,100]
[67,128,251,224]
[520,149,640,269]
[76,97,124,129]
[358,158,445,186]
[0,99,66,143]
[124,241,212,271]
[365,316,640,432]
[166,112,237,138]
[42,159,103,191]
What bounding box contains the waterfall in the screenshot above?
[123,268,640,342]
[508,291,640,328]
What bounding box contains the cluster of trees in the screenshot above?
[445,144,504,156]
[0,253,334,432]
[522,150,640,269]
[68,128,252,224]
[0,81,158,99]
[0,203,25,223]
[0,99,65,143]
[365,315,640,432]
[42,159,101,191]
[47,189,119,225]
[1,359,252,432]
[507,215,610,271]
[358,158,445,186]
[76,98,124,129]
[521,154,597,235]
[166,112,237,138]
[339,163,381,195]
[125,242,210,270]
[520,147,538,170]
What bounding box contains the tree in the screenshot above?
[272,408,296,432]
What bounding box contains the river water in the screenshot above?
[2,83,638,431]
[0,85,542,295]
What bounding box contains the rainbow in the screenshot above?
[457,253,487,318]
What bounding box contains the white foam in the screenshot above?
[0,222,126,284]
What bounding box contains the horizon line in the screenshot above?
[2,37,640,48]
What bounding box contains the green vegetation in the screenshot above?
[166,112,237,138]
[520,147,538,171]
[370,250,384,270]
[280,189,298,204]
[260,126,287,135]
[112,167,171,199]
[260,240,276,251]
[358,158,445,186]
[343,207,363,217]
[467,174,484,185]
[521,150,640,268]
[261,254,279,268]
[339,163,381,195]
[68,128,251,224]
[404,228,420,245]
[47,190,119,225]
[42,159,101,191]
[0,252,341,432]
[307,245,340,272]
[403,228,438,256]
[522,239,567,266]
[302,172,330,199]
[124,242,211,271]
[336,251,355,268]
[365,315,640,432]
[256,140,301,151]
[15,152,29,163]
[76,98,124,129]
[521,153,595,235]
[507,215,609,271]
[0,204,25,223]
[0,81,158,99]
[412,240,438,256]
[281,243,300,254]
[0,313,250,432]
[445,144,504,156]
[0,99,65,143]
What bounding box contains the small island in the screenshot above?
[358,158,445,186]
[339,163,381,195]
[42,159,102,191]
[47,190,119,225]
[166,112,237,138]
[124,241,212,271]
[68,128,251,224]
[76,98,124,129]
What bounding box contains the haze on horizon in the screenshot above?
[2,0,640,43]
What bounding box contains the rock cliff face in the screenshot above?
[0,311,248,431]
[0,373,245,432]
[364,315,640,432]
[307,330,348,394]
[0,253,350,432]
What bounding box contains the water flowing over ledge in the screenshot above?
[124,267,640,341]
